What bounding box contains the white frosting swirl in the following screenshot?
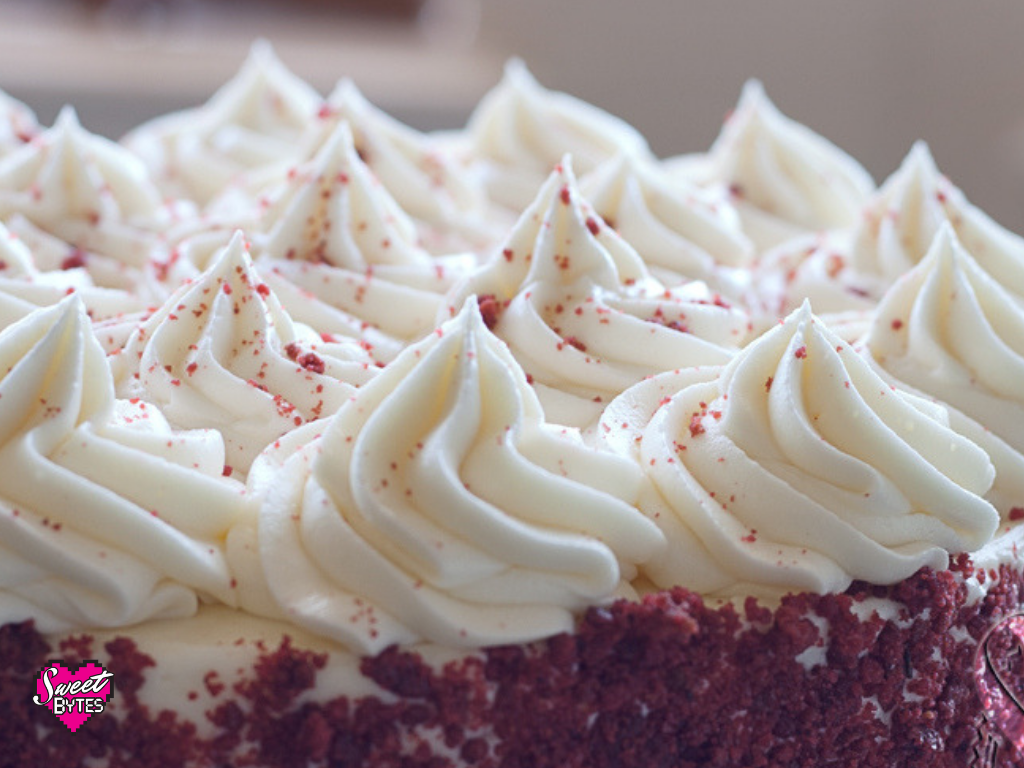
[851,141,1024,295]
[672,80,874,251]
[122,41,320,206]
[230,297,663,653]
[447,158,749,428]
[0,218,146,326]
[467,59,652,211]
[866,225,1024,513]
[747,230,876,336]
[252,121,469,362]
[0,88,38,157]
[600,301,998,598]
[580,152,754,292]
[115,232,375,473]
[0,297,246,632]
[0,107,184,302]
[300,80,495,255]
[746,142,1024,331]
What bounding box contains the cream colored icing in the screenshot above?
[467,59,652,211]
[114,232,375,473]
[229,297,664,654]
[0,108,180,291]
[671,80,874,251]
[865,224,1024,515]
[580,152,754,293]
[0,297,246,632]
[299,79,495,255]
[600,301,998,599]
[446,157,749,428]
[122,41,321,206]
[0,88,37,156]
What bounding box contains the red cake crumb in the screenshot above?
[2,564,1022,767]
[476,295,504,331]
[60,249,87,271]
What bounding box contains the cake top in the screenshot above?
[0,44,1019,655]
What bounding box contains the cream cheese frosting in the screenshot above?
[298,79,495,255]
[671,80,875,252]
[753,141,1024,329]
[467,59,652,211]
[580,152,754,294]
[865,224,1024,514]
[114,232,376,474]
[0,47,1021,672]
[122,41,321,206]
[0,296,246,633]
[229,297,664,654]
[599,301,999,599]
[0,107,184,303]
[850,141,1024,295]
[0,88,38,157]
[446,157,749,428]
[249,121,467,364]
[0,217,147,326]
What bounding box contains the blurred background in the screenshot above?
[2,0,1023,229]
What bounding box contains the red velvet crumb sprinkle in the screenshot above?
[0,563,1016,767]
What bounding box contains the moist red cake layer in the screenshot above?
[3,559,1021,768]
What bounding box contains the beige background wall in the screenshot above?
[480,1,1024,231]
[2,1,1023,230]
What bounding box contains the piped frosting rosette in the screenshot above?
[445,157,749,428]
[850,141,1024,295]
[580,152,754,295]
[599,300,999,599]
[751,142,1024,332]
[0,218,145,329]
[229,297,664,654]
[0,297,247,632]
[250,121,471,363]
[670,80,874,252]
[293,79,495,255]
[467,59,652,211]
[0,107,185,303]
[866,224,1024,516]
[114,232,376,473]
[122,41,321,206]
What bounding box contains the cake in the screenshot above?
[1,46,1023,768]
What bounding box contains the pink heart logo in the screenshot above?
[33,660,115,732]
[974,612,1024,765]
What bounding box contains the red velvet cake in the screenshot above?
[0,47,1023,768]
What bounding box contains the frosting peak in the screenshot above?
[447,158,749,427]
[236,296,663,653]
[676,80,874,250]
[0,297,246,631]
[123,41,321,205]
[116,232,372,472]
[867,224,1024,470]
[468,59,652,210]
[601,299,998,598]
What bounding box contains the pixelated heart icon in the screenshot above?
[33,660,114,732]
[974,612,1024,763]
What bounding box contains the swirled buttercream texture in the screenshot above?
[447,157,749,428]
[0,297,245,632]
[866,224,1024,515]
[115,232,374,473]
[600,300,998,599]
[231,297,664,654]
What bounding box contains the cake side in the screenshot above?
[3,554,1022,768]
